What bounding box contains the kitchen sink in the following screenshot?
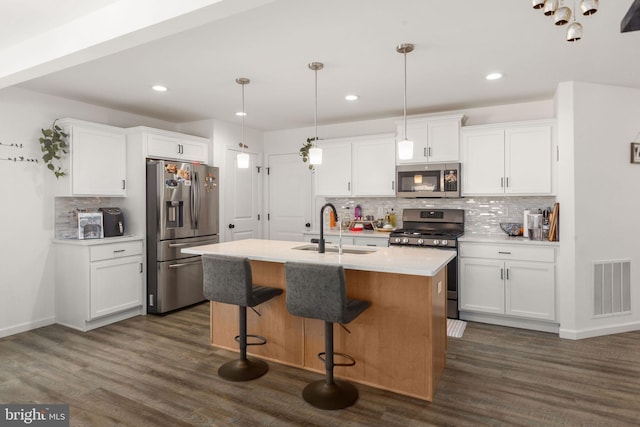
[292,244,376,254]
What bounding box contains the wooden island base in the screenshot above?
[209,260,447,402]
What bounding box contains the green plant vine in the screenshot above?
[299,137,317,171]
[39,120,68,178]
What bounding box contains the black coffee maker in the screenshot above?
[99,207,125,237]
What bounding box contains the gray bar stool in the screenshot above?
[202,254,283,381]
[285,261,370,410]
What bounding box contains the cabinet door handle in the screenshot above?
[506,177,510,188]
[113,249,125,253]
[169,263,189,269]
[501,177,504,188]
[428,147,432,157]
[139,263,143,273]
[506,268,510,280]
[348,182,351,191]
[498,251,512,255]
[500,268,504,280]
[177,144,181,154]
[122,180,126,190]
[391,180,395,191]
[423,147,427,157]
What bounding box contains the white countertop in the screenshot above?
[458,235,560,246]
[52,235,143,245]
[183,238,454,277]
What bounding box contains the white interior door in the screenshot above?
[224,149,260,241]
[267,153,312,241]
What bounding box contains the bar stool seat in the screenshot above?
[202,254,282,381]
[285,261,370,410]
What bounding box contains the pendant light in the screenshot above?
[397,43,414,161]
[308,62,323,165]
[236,77,250,169]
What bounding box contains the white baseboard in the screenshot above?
[559,321,640,340]
[0,316,56,338]
[460,311,560,334]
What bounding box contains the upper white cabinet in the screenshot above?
[127,127,209,163]
[58,119,127,196]
[315,134,396,197]
[396,114,464,164]
[461,120,553,196]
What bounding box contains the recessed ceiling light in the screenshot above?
[152,85,168,92]
[345,94,359,101]
[235,111,247,116]
[485,73,503,81]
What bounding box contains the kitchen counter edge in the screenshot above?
[458,235,560,246]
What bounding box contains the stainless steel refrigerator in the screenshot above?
[146,159,219,314]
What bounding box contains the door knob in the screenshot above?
[228,224,235,229]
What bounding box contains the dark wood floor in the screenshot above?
[1,303,639,427]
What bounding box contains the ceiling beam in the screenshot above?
[621,0,640,33]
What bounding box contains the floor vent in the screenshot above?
[593,260,631,317]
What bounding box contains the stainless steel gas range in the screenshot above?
[389,208,464,319]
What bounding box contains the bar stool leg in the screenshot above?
[218,306,269,382]
[302,321,359,410]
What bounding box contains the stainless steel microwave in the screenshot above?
[396,163,461,198]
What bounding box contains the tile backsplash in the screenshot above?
[54,197,122,239]
[325,196,556,237]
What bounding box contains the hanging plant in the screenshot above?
[39,119,68,178]
[299,137,317,171]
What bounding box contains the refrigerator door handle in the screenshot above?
[190,171,197,229]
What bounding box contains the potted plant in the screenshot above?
[299,137,317,171]
[39,119,68,178]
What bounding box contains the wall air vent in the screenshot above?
[593,260,631,317]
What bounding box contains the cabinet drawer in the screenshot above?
[90,241,143,262]
[459,243,554,262]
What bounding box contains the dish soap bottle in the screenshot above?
[389,209,396,227]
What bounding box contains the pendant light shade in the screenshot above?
[397,43,414,161]
[543,0,558,16]
[236,77,250,169]
[566,21,583,41]
[237,152,250,168]
[580,0,598,15]
[554,7,572,25]
[531,0,545,9]
[309,62,323,166]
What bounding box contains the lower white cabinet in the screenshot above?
[459,241,556,326]
[55,237,145,331]
[303,233,389,247]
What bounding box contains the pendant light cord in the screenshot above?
[403,50,408,141]
[314,67,318,146]
[241,82,245,146]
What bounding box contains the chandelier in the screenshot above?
[531,0,599,42]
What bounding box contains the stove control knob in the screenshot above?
[417,239,424,245]
[394,237,401,243]
[441,240,448,246]
[402,237,409,244]
[433,239,440,245]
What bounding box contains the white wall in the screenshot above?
[0,87,179,338]
[556,82,640,339]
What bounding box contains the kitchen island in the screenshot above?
[183,239,454,402]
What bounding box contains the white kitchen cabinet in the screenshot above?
[127,126,209,163]
[315,140,352,196]
[58,119,127,196]
[315,133,395,197]
[303,233,389,247]
[396,114,463,164]
[459,241,556,325]
[353,236,389,247]
[145,132,208,163]
[54,236,145,331]
[461,121,553,196]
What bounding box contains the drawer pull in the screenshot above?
[113,249,126,253]
[169,263,193,269]
[498,251,512,255]
[169,242,190,248]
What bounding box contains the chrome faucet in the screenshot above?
[318,203,338,253]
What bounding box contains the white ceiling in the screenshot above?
[6,0,640,131]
